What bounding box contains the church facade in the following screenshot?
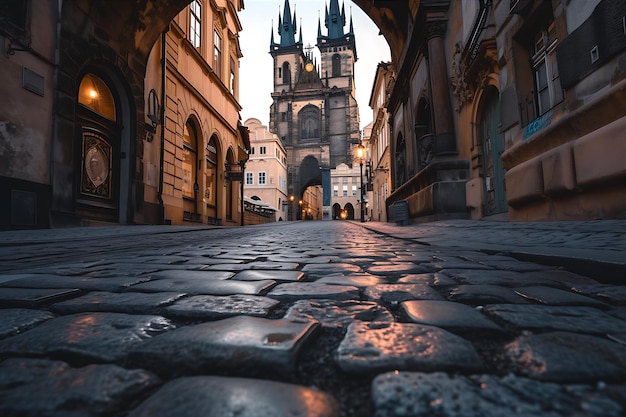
[269,0,361,219]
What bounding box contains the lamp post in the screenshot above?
[356,143,365,223]
[289,195,294,221]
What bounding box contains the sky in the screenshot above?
[238,0,391,130]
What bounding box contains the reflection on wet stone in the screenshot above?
[0,312,175,362]
[284,299,393,328]
[128,376,340,417]
[336,321,482,374]
[268,282,360,301]
[401,300,503,332]
[128,316,319,375]
[165,294,280,319]
[364,284,444,305]
[0,309,55,339]
[50,291,186,314]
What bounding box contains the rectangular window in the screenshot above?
[230,56,236,94]
[260,146,267,155]
[189,1,201,49]
[352,185,357,196]
[531,20,562,116]
[246,172,253,185]
[213,30,222,78]
[342,185,348,197]
[258,172,266,185]
[333,185,339,197]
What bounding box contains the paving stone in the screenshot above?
[0,287,82,307]
[483,304,626,334]
[128,375,340,417]
[301,263,362,276]
[165,294,280,319]
[387,253,438,263]
[441,269,555,287]
[513,285,608,307]
[423,260,493,271]
[201,263,258,271]
[396,273,457,286]
[571,284,626,304]
[127,278,276,295]
[128,316,318,375]
[525,269,600,286]
[284,299,393,328]
[505,331,626,382]
[371,371,623,417]
[144,270,234,280]
[0,358,160,417]
[50,291,185,314]
[267,282,360,301]
[401,300,503,332]
[448,284,528,304]
[336,321,482,374]
[231,269,305,282]
[0,309,55,339]
[0,312,175,362]
[479,259,553,272]
[316,274,385,288]
[364,284,444,305]
[249,262,300,270]
[366,262,432,275]
[0,275,153,292]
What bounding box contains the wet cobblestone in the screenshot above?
[0,220,625,416]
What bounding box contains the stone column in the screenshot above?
[426,21,457,155]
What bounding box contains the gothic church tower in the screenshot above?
[269,0,360,204]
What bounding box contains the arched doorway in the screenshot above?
[76,72,131,224]
[205,135,219,223]
[344,203,355,220]
[479,87,507,215]
[225,148,236,222]
[332,203,342,220]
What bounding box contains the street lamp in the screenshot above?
[289,195,295,221]
[355,143,365,222]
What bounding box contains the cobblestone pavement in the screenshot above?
[0,220,625,417]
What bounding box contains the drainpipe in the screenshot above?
[49,0,62,225]
[157,26,169,224]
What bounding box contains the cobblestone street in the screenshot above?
[0,220,625,417]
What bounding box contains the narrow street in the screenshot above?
[0,220,625,416]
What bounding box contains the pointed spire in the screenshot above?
[278,0,297,47]
[317,12,322,38]
[270,20,276,48]
[349,6,354,35]
[325,0,345,39]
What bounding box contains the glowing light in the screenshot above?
[89,89,98,99]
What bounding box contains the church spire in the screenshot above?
[277,0,297,47]
[325,0,345,39]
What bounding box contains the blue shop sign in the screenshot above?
[523,111,553,140]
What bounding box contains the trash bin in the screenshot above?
[392,200,409,226]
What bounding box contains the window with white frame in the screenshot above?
[333,185,338,197]
[342,185,348,197]
[246,172,253,185]
[213,29,222,79]
[352,185,357,196]
[189,0,201,49]
[531,18,562,116]
[258,172,266,185]
[260,146,267,155]
[230,56,236,95]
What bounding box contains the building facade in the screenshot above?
[269,0,361,219]
[0,0,248,230]
[330,163,363,220]
[364,0,625,222]
[144,0,249,226]
[366,63,393,222]
[243,118,288,222]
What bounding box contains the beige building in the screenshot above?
[243,118,288,222]
[144,0,249,226]
[330,163,363,221]
[365,62,393,222]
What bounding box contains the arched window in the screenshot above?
[332,54,341,77]
[78,74,116,120]
[415,98,434,170]
[282,62,291,86]
[182,119,198,200]
[205,136,218,207]
[299,105,320,141]
[395,133,406,188]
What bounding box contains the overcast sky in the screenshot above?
[238,0,391,130]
